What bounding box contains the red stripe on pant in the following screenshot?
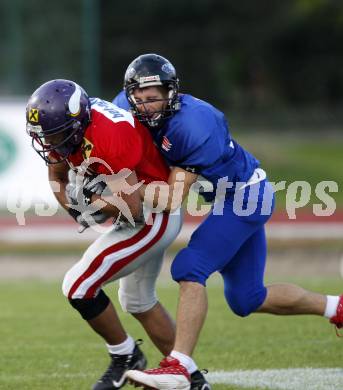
[68,213,169,299]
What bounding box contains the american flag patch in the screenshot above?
[162,136,172,151]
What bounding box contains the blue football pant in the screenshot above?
[171,180,274,317]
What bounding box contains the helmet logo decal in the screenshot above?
[68,83,82,116]
[161,63,175,74]
[139,75,161,84]
[81,137,93,160]
[126,67,136,79]
[29,108,39,122]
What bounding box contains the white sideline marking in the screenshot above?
[2,368,343,389]
[206,368,343,389]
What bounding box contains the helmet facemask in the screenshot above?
[126,83,180,129]
[27,119,86,164]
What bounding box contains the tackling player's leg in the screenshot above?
[126,181,270,389]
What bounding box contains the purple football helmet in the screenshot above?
[26,79,91,164]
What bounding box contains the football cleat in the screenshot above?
[126,356,191,389]
[93,341,147,390]
[330,295,343,337]
[190,370,211,390]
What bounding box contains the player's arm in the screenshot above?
[90,170,143,220]
[48,160,70,211]
[166,167,198,212]
[142,166,198,213]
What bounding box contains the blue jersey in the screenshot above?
[113,90,131,111]
[114,91,273,317]
[113,91,259,201]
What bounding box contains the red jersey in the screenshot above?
[67,98,169,183]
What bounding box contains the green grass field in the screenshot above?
[1,276,342,390]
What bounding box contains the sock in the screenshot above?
[106,334,135,355]
[170,350,198,374]
[324,295,340,318]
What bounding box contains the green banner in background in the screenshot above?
[0,129,17,175]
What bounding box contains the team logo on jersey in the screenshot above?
[29,108,39,123]
[81,137,93,159]
[161,136,172,152]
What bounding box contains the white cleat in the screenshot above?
[126,356,191,390]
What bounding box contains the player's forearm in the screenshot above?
[48,175,70,211]
[48,162,70,211]
[90,193,143,220]
[53,182,70,211]
[159,167,198,213]
[141,182,184,213]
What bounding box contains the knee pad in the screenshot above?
[69,289,110,320]
[225,286,267,317]
[171,248,211,286]
[118,287,157,313]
